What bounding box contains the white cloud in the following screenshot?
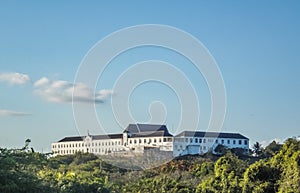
[0,72,30,85]
[96,89,114,101]
[34,77,113,103]
[0,109,31,116]
[33,77,49,87]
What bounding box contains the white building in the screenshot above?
[173,131,249,157]
[51,123,249,157]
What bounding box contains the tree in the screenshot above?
[196,153,248,193]
[271,138,300,193]
[262,141,282,158]
[242,160,280,193]
[0,147,53,193]
[252,142,263,157]
[214,144,228,155]
[243,138,300,193]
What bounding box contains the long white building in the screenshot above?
[51,123,249,157]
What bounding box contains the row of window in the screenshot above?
[174,137,248,145]
[128,137,172,145]
[53,140,122,149]
[56,147,122,155]
[175,138,212,143]
[216,139,248,145]
[174,145,208,151]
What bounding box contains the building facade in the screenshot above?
[51,124,249,157]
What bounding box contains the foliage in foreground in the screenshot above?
[0,138,299,193]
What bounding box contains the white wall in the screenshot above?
[173,137,249,157]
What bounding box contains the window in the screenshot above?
[238,140,242,145]
[203,139,206,143]
[227,140,230,144]
[134,139,137,144]
[244,140,247,145]
[154,139,157,143]
[195,138,198,143]
[190,138,193,143]
[163,138,167,142]
[199,138,202,143]
[149,139,152,143]
[159,138,162,143]
[144,139,147,143]
[215,139,218,143]
[168,138,172,142]
[221,139,224,144]
[185,138,188,143]
[203,146,206,150]
[129,140,132,144]
[233,140,236,145]
[139,139,142,143]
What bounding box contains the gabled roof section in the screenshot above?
[124,123,173,137]
[176,131,249,139]
[92,134,123,140]
[57,134,123,142]
[58,136,84,142]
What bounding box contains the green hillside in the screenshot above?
[0,138,299,193]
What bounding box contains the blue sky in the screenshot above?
[0,1,299,151]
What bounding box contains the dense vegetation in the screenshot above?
[0,138,299,193]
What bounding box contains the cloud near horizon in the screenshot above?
[0,109,31,116]
[0,72,30,85]
[34,77,113,103]
[260,138,282,147]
